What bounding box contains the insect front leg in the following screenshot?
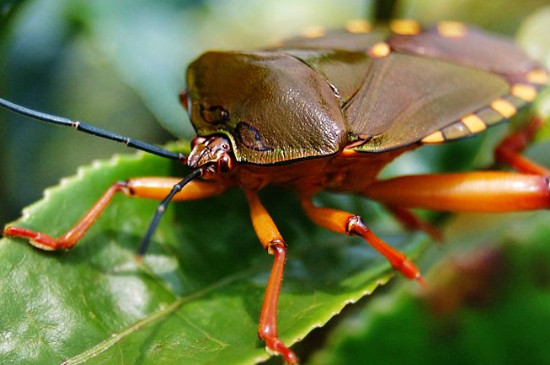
[245,191,298,365]
[3,177,227,250]
[299,196,423,283]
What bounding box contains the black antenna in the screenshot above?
[136,168,203,258]
[0,97,186,162]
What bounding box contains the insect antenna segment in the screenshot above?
[0,97,186,162]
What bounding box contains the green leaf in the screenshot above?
[0,143,429,365]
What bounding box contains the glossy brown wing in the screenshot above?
[276,48,371,106]
[274,29,385,106]
[388,25,541,84]
[277,29,387,52]
[346,52,510,152]
[276,24,548,153]
[351,23,549,152]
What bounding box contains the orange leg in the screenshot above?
[3,177,227,250]
[245,191,298,365]
[495,116,550,175]
[363,171,550,212]
[299,196,422,283]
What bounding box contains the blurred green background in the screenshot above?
[2,1,550,364]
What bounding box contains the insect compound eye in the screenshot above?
[199,104,230,124]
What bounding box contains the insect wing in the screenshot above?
[388,26,542,83]
[277,48,371,106]
[347,53,510,152]
[349,25,548,152]
[277,29,387,52]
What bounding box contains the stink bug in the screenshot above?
[1,18,549,364]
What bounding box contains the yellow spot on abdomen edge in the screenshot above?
[421,130,445,144]
[390,19,421,35]
[461,114,487,133]
[369,42,391,58]
[437,21,467,38]
[346,19,371,34]
[491,99,517,119]
[511,84,538,102]
[302,26,325,39]
[526,69,549,85]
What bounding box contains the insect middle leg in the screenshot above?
[3,177,227,250]
[299,195,423,282]
[245,191,298,365]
